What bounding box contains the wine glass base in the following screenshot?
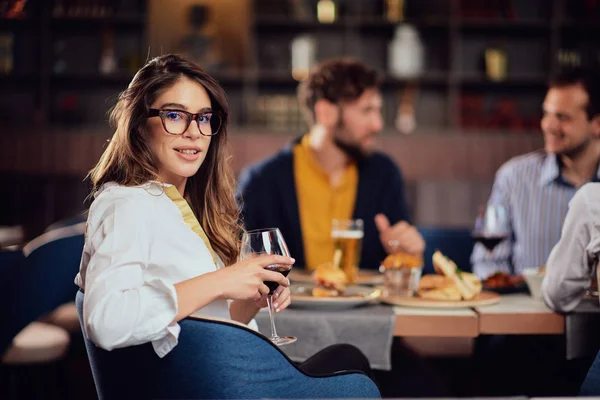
[270,336,297,346]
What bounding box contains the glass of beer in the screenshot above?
[331,219,364,284]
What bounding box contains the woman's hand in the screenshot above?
[254,285,292,312]
[215,254,294,301]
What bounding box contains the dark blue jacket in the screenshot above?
[237,137,410,270]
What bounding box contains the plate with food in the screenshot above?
[289,263,381,310]
[289,267,383,286]
[483,271,527,294]
[380,250,500,308]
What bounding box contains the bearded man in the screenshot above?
[237,58,424,270]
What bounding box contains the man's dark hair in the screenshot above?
[297,58,381,124]
[549,67,600,120]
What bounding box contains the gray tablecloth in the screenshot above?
[255,304,395,370]
[566,298,600,360]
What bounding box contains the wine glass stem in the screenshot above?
[266,295,280,341]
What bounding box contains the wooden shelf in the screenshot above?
[383,72,449,87]
[250,71,547,88]
[212,71,249,86]
[460,19,550,28]
[352,17,449,29]
[254,70,297,85]
[50,72,256,88]
[254,16,450,31]
[50,73,135,86]
[0,18,38,30]
[50,15,145,28]
[460,74,549,89]
[243,70,450,87]
[0,74,38,86]
[254,17,347,31]
[560,21,600,32]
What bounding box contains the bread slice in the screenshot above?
[417,275,463,301]
[312,286,341,298]
[432,251,480,300]
[418,286,463,301]
[418,274,455,290]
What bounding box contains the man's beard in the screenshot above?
[332,122,370,162]
[555,135,592,160]
[333,136,368,162]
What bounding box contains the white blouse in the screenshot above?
[543,182,600,312]
[75,182,243,358]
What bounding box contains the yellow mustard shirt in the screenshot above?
[293,134,358,270]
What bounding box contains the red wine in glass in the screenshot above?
[264,264,292,294]
[240,228,297,346]
[473,204,509,252]
[472,235,507,251]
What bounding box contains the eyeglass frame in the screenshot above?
[148,108,226,136]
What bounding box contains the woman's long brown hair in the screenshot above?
[89,54,242,265]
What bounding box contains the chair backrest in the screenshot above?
[1,226,84,354]
[0,249,25,353]
[418,226,474,274]
[44,213,88,233]
[580,349,600,395]
[76,291,380,400]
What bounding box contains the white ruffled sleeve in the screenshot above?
[82,194,180,357]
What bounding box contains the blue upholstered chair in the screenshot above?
[580,349,600,395]
[1,226,84,399]
[44,212,88,233]
[76,291,380,400]
[0,249,26,354]
[1,224,85,353]
[418,227,474,274]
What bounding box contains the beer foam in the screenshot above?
[332,230,364,239]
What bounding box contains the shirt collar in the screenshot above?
[539,153,561,187]
[539,153,600,187]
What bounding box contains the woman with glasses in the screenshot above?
[74,54,295,356]
[74,55,374,389]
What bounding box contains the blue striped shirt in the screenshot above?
[471,150,600,279]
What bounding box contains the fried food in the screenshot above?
[312,262,347,297]
[381,252,423,269]
[483,271,525,288]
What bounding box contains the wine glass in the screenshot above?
[473,204,509,252]
[240,228,297,346]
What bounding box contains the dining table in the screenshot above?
[255,278,571,370]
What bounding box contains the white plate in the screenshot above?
[290,284,381,310]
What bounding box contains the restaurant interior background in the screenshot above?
[1,0,599,242]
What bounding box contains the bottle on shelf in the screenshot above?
[484,47,507,81]
[388,24,424,80]
[99,28,117,75]
[385,0,405,22]
[0,34,14,74]
[317,0,336,23]
[291,34,316,81]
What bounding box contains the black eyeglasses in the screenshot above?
[148,109,224,136]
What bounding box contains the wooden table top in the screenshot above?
[474,294,564,335]
[392,294,564,337]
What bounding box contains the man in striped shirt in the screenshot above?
[472,68,600,279]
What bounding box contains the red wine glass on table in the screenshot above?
[473,204,509,252]
[240,228,297,346]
